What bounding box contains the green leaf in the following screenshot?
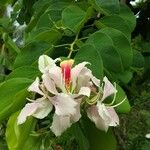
[75,44,103,79]
[13,42,51,69]
[0,78,32,122]
[81,117,117,150]
[115,84,131,113]
[90,0,120,15]
[114,70,133,84]
[6,66,40,80]
[6,112,36,150]
[22,136,42,150]
[95,15,131,40]
[27,0,70,32]
[132,49,145,68]
[0,0,12,5]
[71,123,90,150]
[86,30,124,73]
[100,27,133,70]
[26,29,62,44]
[35,1,70,29]
[119,4,136,32]
[62,5,93,33]
[5,36,20,53]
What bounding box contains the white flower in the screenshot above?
[145,133,150,139]
[18,55,99,136]
[87,76,119,131]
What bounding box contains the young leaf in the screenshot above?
[6,112,36,150]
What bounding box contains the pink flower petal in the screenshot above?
[78,86,91,97]
[87,105,109,131]
[17,102,39,124]
[71,62,89,90]
[50,114,71,136]
[17,98,52,124]
[42,73,58,95]
[38,55,56,73]
[48,66,66,92]
[52,93,77,116]
[101,76,117,101]
[28,77,44,95]
[106,107,119,126]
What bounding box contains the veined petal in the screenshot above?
[76,67,92,89]
[17,102,39,124]
[28,77,44,95]
[71,99,82,122]
[101,76,117,101]
[97,102,119,127]
[71,62,89,90]
[97,102,111,125]
[32,98,53,119]
[42,73,58,95]
[78,86,91,97]
[52,93,77,116]
[92,76,100,87]
[50,114,71,136]
[87,105,109,131]
[106,107,119,126]
[49,66,66,92]
[17,98,52,124]
[38,55,56,73]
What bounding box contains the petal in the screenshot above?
[42,73,58,95]
[87,105,109,131]
[101,76,117,101]
[106,107,119,126]
[17,102,39,124]
[32,98,53,119]
[97,102,111,125]
[28,77,44,95]
[38,55,57,73]
[71,100,81,122]
[91,76,100,87]
[97,102,119,127]
[17,98,52,124]
[77,67,92,87]
[48,66,66,92]
[71,62,89,90]
[52,93,77,116]
[78,86,91,97]
[50,114,71,136]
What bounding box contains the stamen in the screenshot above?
[111,97,127,108]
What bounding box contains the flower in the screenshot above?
[17,55,98,136]
[87,77,120,131]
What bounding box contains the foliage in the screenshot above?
[0,0,149,150]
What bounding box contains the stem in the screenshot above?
[53,43,70,48]
[67,33,79,58]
